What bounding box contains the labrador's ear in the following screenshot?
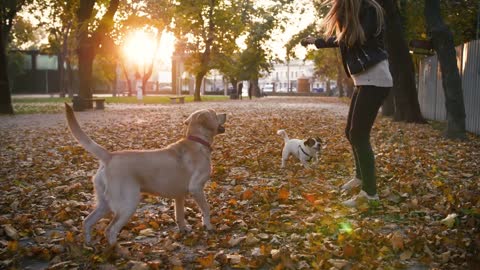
[184,115,191,125]
[304,138,315,147]
[217,113,227,124]
[184,113,197,125]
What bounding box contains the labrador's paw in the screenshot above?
[178,225,192,234]
[204,223,214,231]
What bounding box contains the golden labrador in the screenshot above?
[64,104,226,246]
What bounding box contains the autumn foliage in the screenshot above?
[0,97,479,269]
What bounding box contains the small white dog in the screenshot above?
[277,129,322,168]
[65,104,226,247]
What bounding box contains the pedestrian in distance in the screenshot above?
[301,0,392,207]
[237,82,243,100]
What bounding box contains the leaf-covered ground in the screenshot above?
[0,97,479,269]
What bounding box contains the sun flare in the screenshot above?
[122,30,175,67]
[122,30,155,66]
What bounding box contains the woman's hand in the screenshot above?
[301,37,316,47]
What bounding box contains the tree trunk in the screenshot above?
[58,53,65,98]
[77,42,95,103]
[251,78,261,97]
[120,61,132,96]
[0,31,13,114]
[425,0,467,140]
[194,72,205,101]
[247,80,253,99]
[326,80,332,96]
[335,50,344,97]
[75,0,119,108]
[59,23,71,98]
[382,90,395,116]
[384,0,425,123]
[66,59,74,98]
[337,72,344,97]
[142,77,148,96]
[345,77,354,98]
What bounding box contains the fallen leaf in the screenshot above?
[440,213,457,228]
[328,259,349,269]
[228,236,246,247]
[400,250,413,260]
[241,189,254,200]
[390,231,404,251]
[3,225,19,240]
[197,253,215,267]
[278,188,289,201]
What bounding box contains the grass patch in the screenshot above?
[13,95,229,104]
[13,103,64,114]
[12,97,69,103]
[104,95,228,104]
[11,95,229,114]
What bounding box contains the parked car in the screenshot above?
[262,84,274,92]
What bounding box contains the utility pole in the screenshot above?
[287,59,290,92]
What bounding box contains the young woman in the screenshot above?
[301,0,392,207]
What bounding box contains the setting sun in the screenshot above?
[122,30,175,67]
[122,30,155,66]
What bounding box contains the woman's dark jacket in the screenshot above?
[314,1,388,77]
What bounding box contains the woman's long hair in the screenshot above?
[321,0,384,47]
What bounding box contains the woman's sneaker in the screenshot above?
[341,177,361,190]
[342,190,379,208]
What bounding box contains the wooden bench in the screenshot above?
[169,96,185,104]
[72,96,106,111]
[88,98,106,109]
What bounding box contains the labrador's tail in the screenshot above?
[65,103,111,163]
[277,129,289,143]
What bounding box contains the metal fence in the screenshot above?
[418,39,480,135]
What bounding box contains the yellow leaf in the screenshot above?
[65,231,75,243]
[133,223,148,232]
[242,189,254,200]
[337,233,346,244]
[149,221,160,230]
[433,180,443,187]
[400,250,413,260]
[278,188,289,201]
[210,182,218,190]
[390,231,404,251]
[197,254,215,267]
[303,193,316,203]
[7,241,18,252]
[228,198,238,205]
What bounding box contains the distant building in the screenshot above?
[8,50,64,94]
[259,59,334,94]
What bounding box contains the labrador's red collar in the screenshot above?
[187,135,212,151]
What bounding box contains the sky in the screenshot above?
[155,1,317,68]
[269,0,316,61]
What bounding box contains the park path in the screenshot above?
[0,97,348,130]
